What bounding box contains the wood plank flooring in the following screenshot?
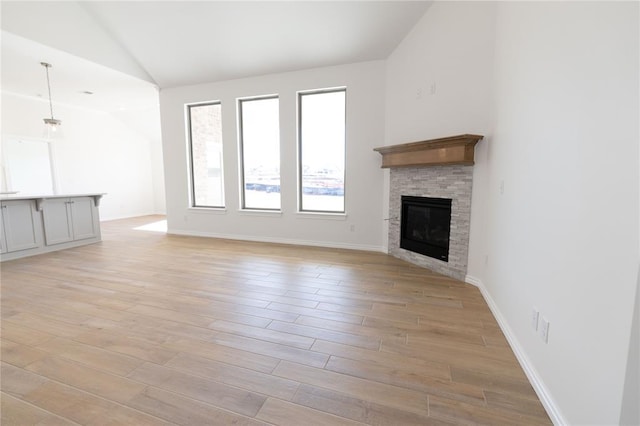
[1,216,552,425]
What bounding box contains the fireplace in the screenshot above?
[375,134,482,280]
[400,196,452,262]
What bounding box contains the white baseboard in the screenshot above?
[101,212,164,222]
[465,274,566,426]
[169,228,387,253]
[464,274,483,287]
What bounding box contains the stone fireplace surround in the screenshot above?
[375,135,482,281]
[389,165,472,281]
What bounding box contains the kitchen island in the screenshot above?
[0,193,104,261]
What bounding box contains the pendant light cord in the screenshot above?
[42,62,54,119]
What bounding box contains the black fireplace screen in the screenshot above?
[400,196,452,262]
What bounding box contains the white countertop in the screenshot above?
[0,193,106,202]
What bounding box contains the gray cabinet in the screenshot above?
[0,193,103,261]
[43,197,98,245]
[0,199,40,253]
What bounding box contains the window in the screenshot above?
[187,102,224,208]
[2,138,57,195]
[298,88,346,213]
[238,96,281,210]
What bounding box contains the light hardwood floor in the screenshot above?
[1,216,551,425]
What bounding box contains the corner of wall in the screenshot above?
[465,274,567,426]
[619,262,640,425]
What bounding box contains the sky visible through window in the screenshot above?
[300,89,345,212]
[240,97,280,210]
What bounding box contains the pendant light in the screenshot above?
[41,62,62,138]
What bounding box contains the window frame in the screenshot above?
[237,94,281,211]
[186,100,225,209]
[1,137,59,195]
[297,87,347,214]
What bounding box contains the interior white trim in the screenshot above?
[295,211,348,220]
[237,209,283,218]
[169,228,385,253]
[465,274,566,426]
[187,207,227,215]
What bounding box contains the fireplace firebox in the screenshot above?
[400,196,452,262]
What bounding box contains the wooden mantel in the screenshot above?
[374,134,483,168]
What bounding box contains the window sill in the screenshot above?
[238,209,282,217]
[296,211,348,220]
[188,207,227,215]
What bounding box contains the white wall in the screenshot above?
[384,1,496,264]
[385,2,496,145]
[1,93,164,220]
[111,107,166,215]
[160,61,386,251]
[487,3,638,424]
[620,266,639,425]
[385,1,639,424]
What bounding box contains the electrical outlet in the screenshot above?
[539,317,550,343]
[531,308,539,331]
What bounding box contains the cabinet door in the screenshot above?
[43,199,73,245]
[70,197,97,240]
[0,208,6,254]
[1,200,39,252]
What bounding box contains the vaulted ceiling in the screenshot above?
[2,1,432,105]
